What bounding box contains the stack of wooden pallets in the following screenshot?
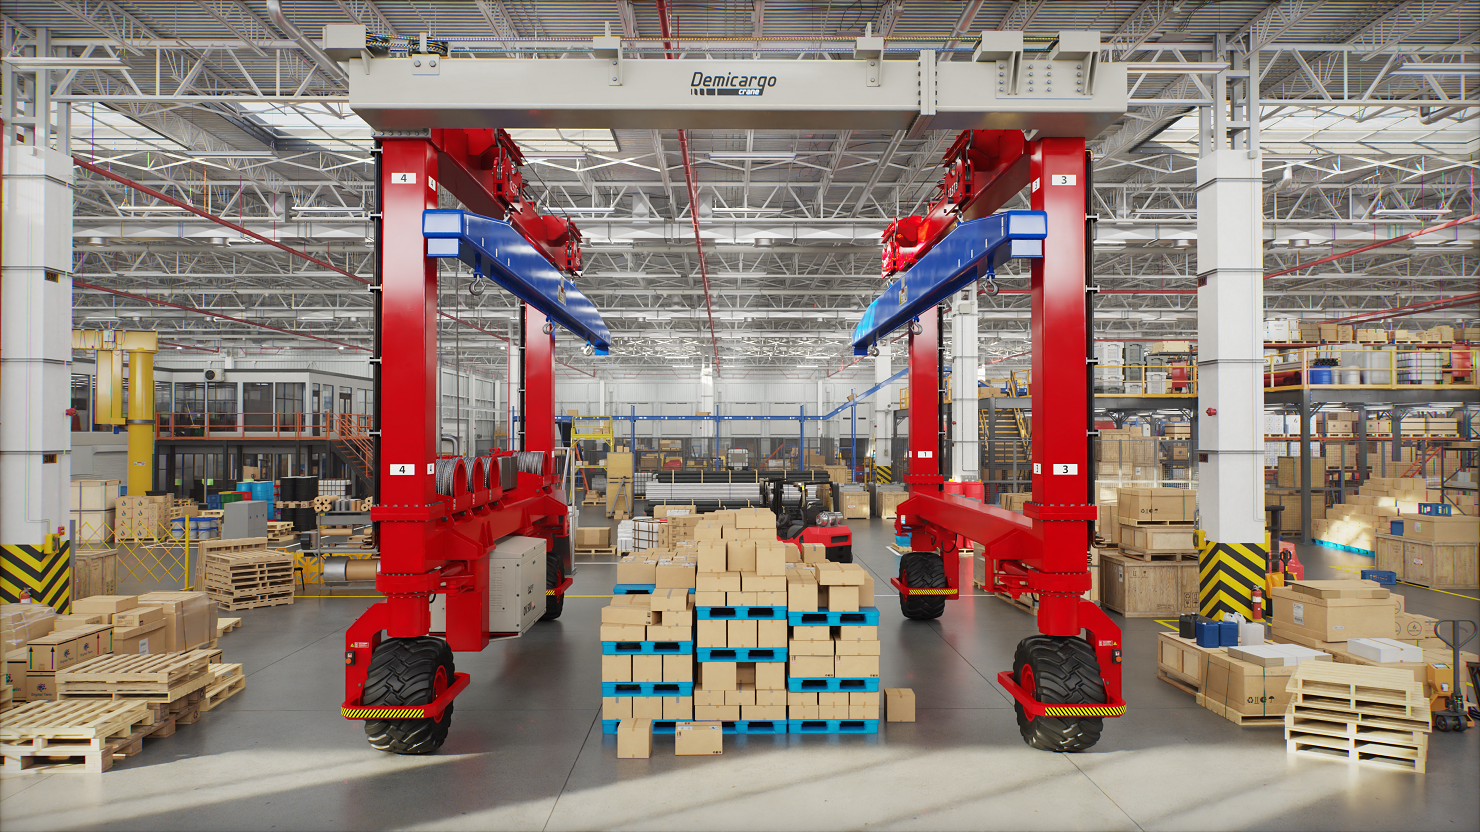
[204,548,295,610]
[266,520,296,543]
[0,700,156,773]
[1284,661,1431,773]
[57,650,222,734]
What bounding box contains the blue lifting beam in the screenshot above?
[851,211,1047,355]
[423,209,613,352]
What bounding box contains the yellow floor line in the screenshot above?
[1154,619,1179,630]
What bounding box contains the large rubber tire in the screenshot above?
[540,551,564,621]
[363,637,454,755]
[1012,635,1105,752]
[898,552,946,620]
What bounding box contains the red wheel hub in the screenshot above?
[1019,664,1036,722]
[431,666,449,723]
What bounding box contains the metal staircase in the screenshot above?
[330,413,375,487]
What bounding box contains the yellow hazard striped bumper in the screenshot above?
[342,705,433,719]
[1043,704,1127,717]
[903,588,956,595]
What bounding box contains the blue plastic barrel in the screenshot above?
[1308,368,1334,384]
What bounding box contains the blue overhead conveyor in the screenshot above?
[423,209,613,353]
[851,211,1048,355]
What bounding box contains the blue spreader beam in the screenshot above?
[423,209,612,352]
[851,211,1047,355]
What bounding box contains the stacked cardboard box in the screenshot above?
[1312,476,1472,555]
[600,589,696,733]
[786,561,881,731]
[116,495,172,541]
[1113,487,1197,555]
[71,479,121,546]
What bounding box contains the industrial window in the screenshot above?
[71,373,91,432]
[243,382,272,432]
[276,382,305,434]
[174,382,205,436]
[209,381,239,431]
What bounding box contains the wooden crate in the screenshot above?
[1401,538,1478,590]
[1374,534,1405,578]
[1118,523,1198,555]
[1099,552,1198,618]
[73,548,119,601]
[1155,632,1223,696]
[0,699,154,774]
[839,490,870,519]
[876,489,908,520]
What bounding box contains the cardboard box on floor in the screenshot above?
[674,721,723,755]
[616,719,652,759]
[885,688,915,722]
[1269,580,1396,643]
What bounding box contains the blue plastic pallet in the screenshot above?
[697,647,787,662]
[786,677,880,692]
[602,719,680,735]
[787,718,880,734]
[613,585,697,595]
[696,606,787,621]
[601,640,695,655]
[787,608,880,627]
[1313,539,1375,557]
[1360,569,1397,586]
[599,719,788,735]
[600,681,695,696]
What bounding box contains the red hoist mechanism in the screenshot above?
[868,129,1127,752]
[339,128,600,754]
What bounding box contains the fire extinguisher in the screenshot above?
[1251,587,1264,621]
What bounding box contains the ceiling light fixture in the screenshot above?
[707,152,798,161]
[187,151,277,158]
[1391,62,1479,75]
[1373,209,1452,216]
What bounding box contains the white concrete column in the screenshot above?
[873,342,892,467]
[696,365,714,437]
[1196,147,1264,542]
[1,145,74,543]
[950,289,980,481]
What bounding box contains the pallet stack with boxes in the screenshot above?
[116,495,173,542]
[600,588,697,735]
[784,561,881,733]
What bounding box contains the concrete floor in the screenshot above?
[3,513,1477,832]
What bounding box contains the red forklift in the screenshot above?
[764,477,853,563]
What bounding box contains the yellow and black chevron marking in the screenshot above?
[341,706,429,719]
[1198,536,1268,621]
[1,541,71,612]
[903,588,955,595]
[874,465,892,484]
[1043,704,1127,717]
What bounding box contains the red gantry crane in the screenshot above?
[339,128,611,753]
[855,130,1125,751]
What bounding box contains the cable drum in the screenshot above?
[435,458,463,497]
[514,451,545,475]
[465,457,482,491]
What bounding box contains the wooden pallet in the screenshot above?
[1286,730,1427,773]
[215,591,294,611]
[0,699,155,773]
[574,546,616,558]
[200,664,246,712]
[57,651,215,702]
[1288,665,1428,721]
[1156,669,1200,697]
[216,617,242,637]
[1118,547,1198,561]
[582,492,606,506]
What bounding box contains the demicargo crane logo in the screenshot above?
[691,71,778,96]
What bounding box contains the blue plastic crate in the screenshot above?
[696,606,787,621]
[787,608,880,627]
[787,718,880,734]
[786,677,880,693]
[600,681,693,696]
[600,640,694,655]
[1417,502,1452,517]
[1360,569,1397,586]
[697,647,787,662]
[1390,521,1404,536]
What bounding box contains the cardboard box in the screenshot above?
[1398,514,1480,543]
[653,656,689,685]
[71,595,139,616]
[575,526,611,548]
[756,619,787,648]
[616,557,658,585]
[4,648,28,699]
[834,639,880,656]
[1200,653,1297,718]
[823,585,859,612]
[787,575,819,611]
[646,624,692,641]
[654,562,697,589]
[789,639,835,656]
[699,661,737,691]
[617,719,653,758]
[696,620,727,648]
[1346,637,1422,664]
[674,722,723,755]
[663,696,693,720]
[835,655,880,678]
[789,655,834,678]
[1271,586,1396,642]
[137,591,216,652]
[26,671,57,702]
[27,625,109,671]
[727,620,758,649]
[111,618,165,655]
[1395,612,1439,641]
[110,606,164,628]
[601,654,632,683]
[602,605,658,626]
[631,655,663,684]
[600,623,647,642]
[627,697,661,720]
[838,626,878,641]
[51,614,106,629]
[754,662,785,691]
[885,688,916,722]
